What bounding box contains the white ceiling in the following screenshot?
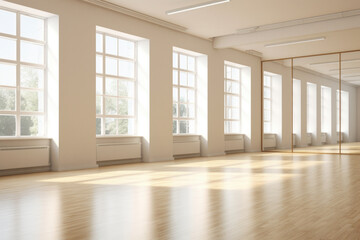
[104,0,360,59]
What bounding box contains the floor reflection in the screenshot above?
[0,152,358,239]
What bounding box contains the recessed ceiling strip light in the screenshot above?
[166,0,230,15]
[310,59,360,66]
[265,37,326,48]
[329,67,360,71]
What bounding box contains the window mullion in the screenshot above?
[16,12,21,137]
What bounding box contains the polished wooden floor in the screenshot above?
[1,152,360,240]
[268,142,360,154]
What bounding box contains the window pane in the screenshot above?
[119,118,134,135]
[232,68,240,81]
[173,103,177,117]
[96,55,103,74]
[264,99,271,110]
[0,88,15,111]
[188,56,195,71]
[21,66,44,89]
[105,97,117,115]
[20,15,44,41]
[105,77,117,96]
[173,52,178,68]
[118,80,134,97]
[105,35,117,55]
[188,89,195,103]
[188,120,195,133]
[0,37,16,60]
[119,59,134,78]
[179,104,187,117]
[20,115,44,136]
[188,73,195,87]
[264,122,271,133]
[96,33,103,53]
[118,98,134,116]
[0,63,16,86]
[118,39,134,59]
[180,88,187,103]
[96,118,101,135]
[0,9,16,35]
[226,66,232,79]
[173,70,178,84]
[188,104,195,118]
[179,120,188,133]
[105,57,118,76]
[104,118,116,135]
[180,71,187,86]
[231,82,239,94]
[96,96,102,114]
[20,90,43,112]
[173,87,178,102]
[173,120,177,134]
[264,109,270,121]
[0,115,16,136]
[264,87,270,98]
[96,77,103,95]
[264,76,271,87]
[231,96,239,107]
[230,121,240,133]
[179,54,187,70]
[21,41,44,65]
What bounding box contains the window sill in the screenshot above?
[173,134,200,137]
[224,133,244,136]
[0,137,51,141]
[96,135,142,139]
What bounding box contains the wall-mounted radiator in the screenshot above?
[264,134,276,149]
[0,146,49,170]
[173,135,200,157]
[225,134,244,152]
[307,133,312,145]
[96,142,141,162]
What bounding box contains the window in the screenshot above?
[172,51,196,134]
[307,82,317,133]
[0,8,46,137]
[224,63,240,133]
[337,90,349,132]
[96,31,136,135]
[321,86,331,133]
[263,75,271,133]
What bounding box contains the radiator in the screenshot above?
[225,134,244,151]
[0,146,49,170]
[264,134,276,148]
[173,136,200,156]
[96,142,141,161]
[337,132,344,142]
[321,133,327,144]
[307,133,312,145]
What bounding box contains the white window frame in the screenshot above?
[0,7,47,137]
[96,31,137,136]
[224,63,241,134]
[172,51,197,134]
[263,74,272,133]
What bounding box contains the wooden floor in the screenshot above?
[268,142,360,154]
[1,152,360,240]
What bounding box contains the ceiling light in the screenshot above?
[166,0,230,15]
[329,67,360,71]
[310,59,360,66]
[265,37,325,48]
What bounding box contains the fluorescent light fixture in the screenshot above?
[329,67,360,71]
[265,37,326,48]
[166,0,230,15]
[311,59,360,66]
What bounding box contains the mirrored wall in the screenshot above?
[262,50,360,154]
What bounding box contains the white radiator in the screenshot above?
[264,134,276,149]
[96,143,141,161]
[307,133,312,145]
[173,135,200,156]
[225,134,244,151]
[321,133,327,144]
[0,146,49,170]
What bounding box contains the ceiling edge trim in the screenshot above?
[82,0,188,32]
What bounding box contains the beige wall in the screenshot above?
[4,0,261,170]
